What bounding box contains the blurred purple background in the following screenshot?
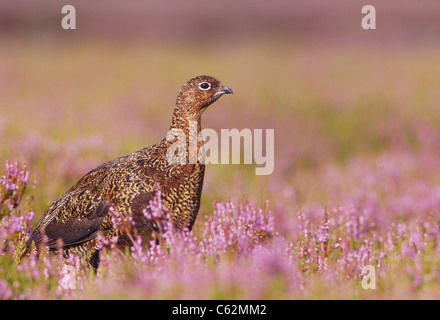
[1,0,439,45]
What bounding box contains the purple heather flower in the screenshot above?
[0,279,12,300]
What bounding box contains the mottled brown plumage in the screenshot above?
[25,75,232,267]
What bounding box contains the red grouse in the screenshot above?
[25,75,233,267]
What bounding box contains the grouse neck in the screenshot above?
[170,106,204,134]
[165,107,206,165]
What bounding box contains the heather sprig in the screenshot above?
[0,161,31,219]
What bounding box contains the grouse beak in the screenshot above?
[214,86,233,98]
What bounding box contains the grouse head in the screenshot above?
[174,75,233,124]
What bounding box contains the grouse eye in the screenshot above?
[198,82,211,90]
